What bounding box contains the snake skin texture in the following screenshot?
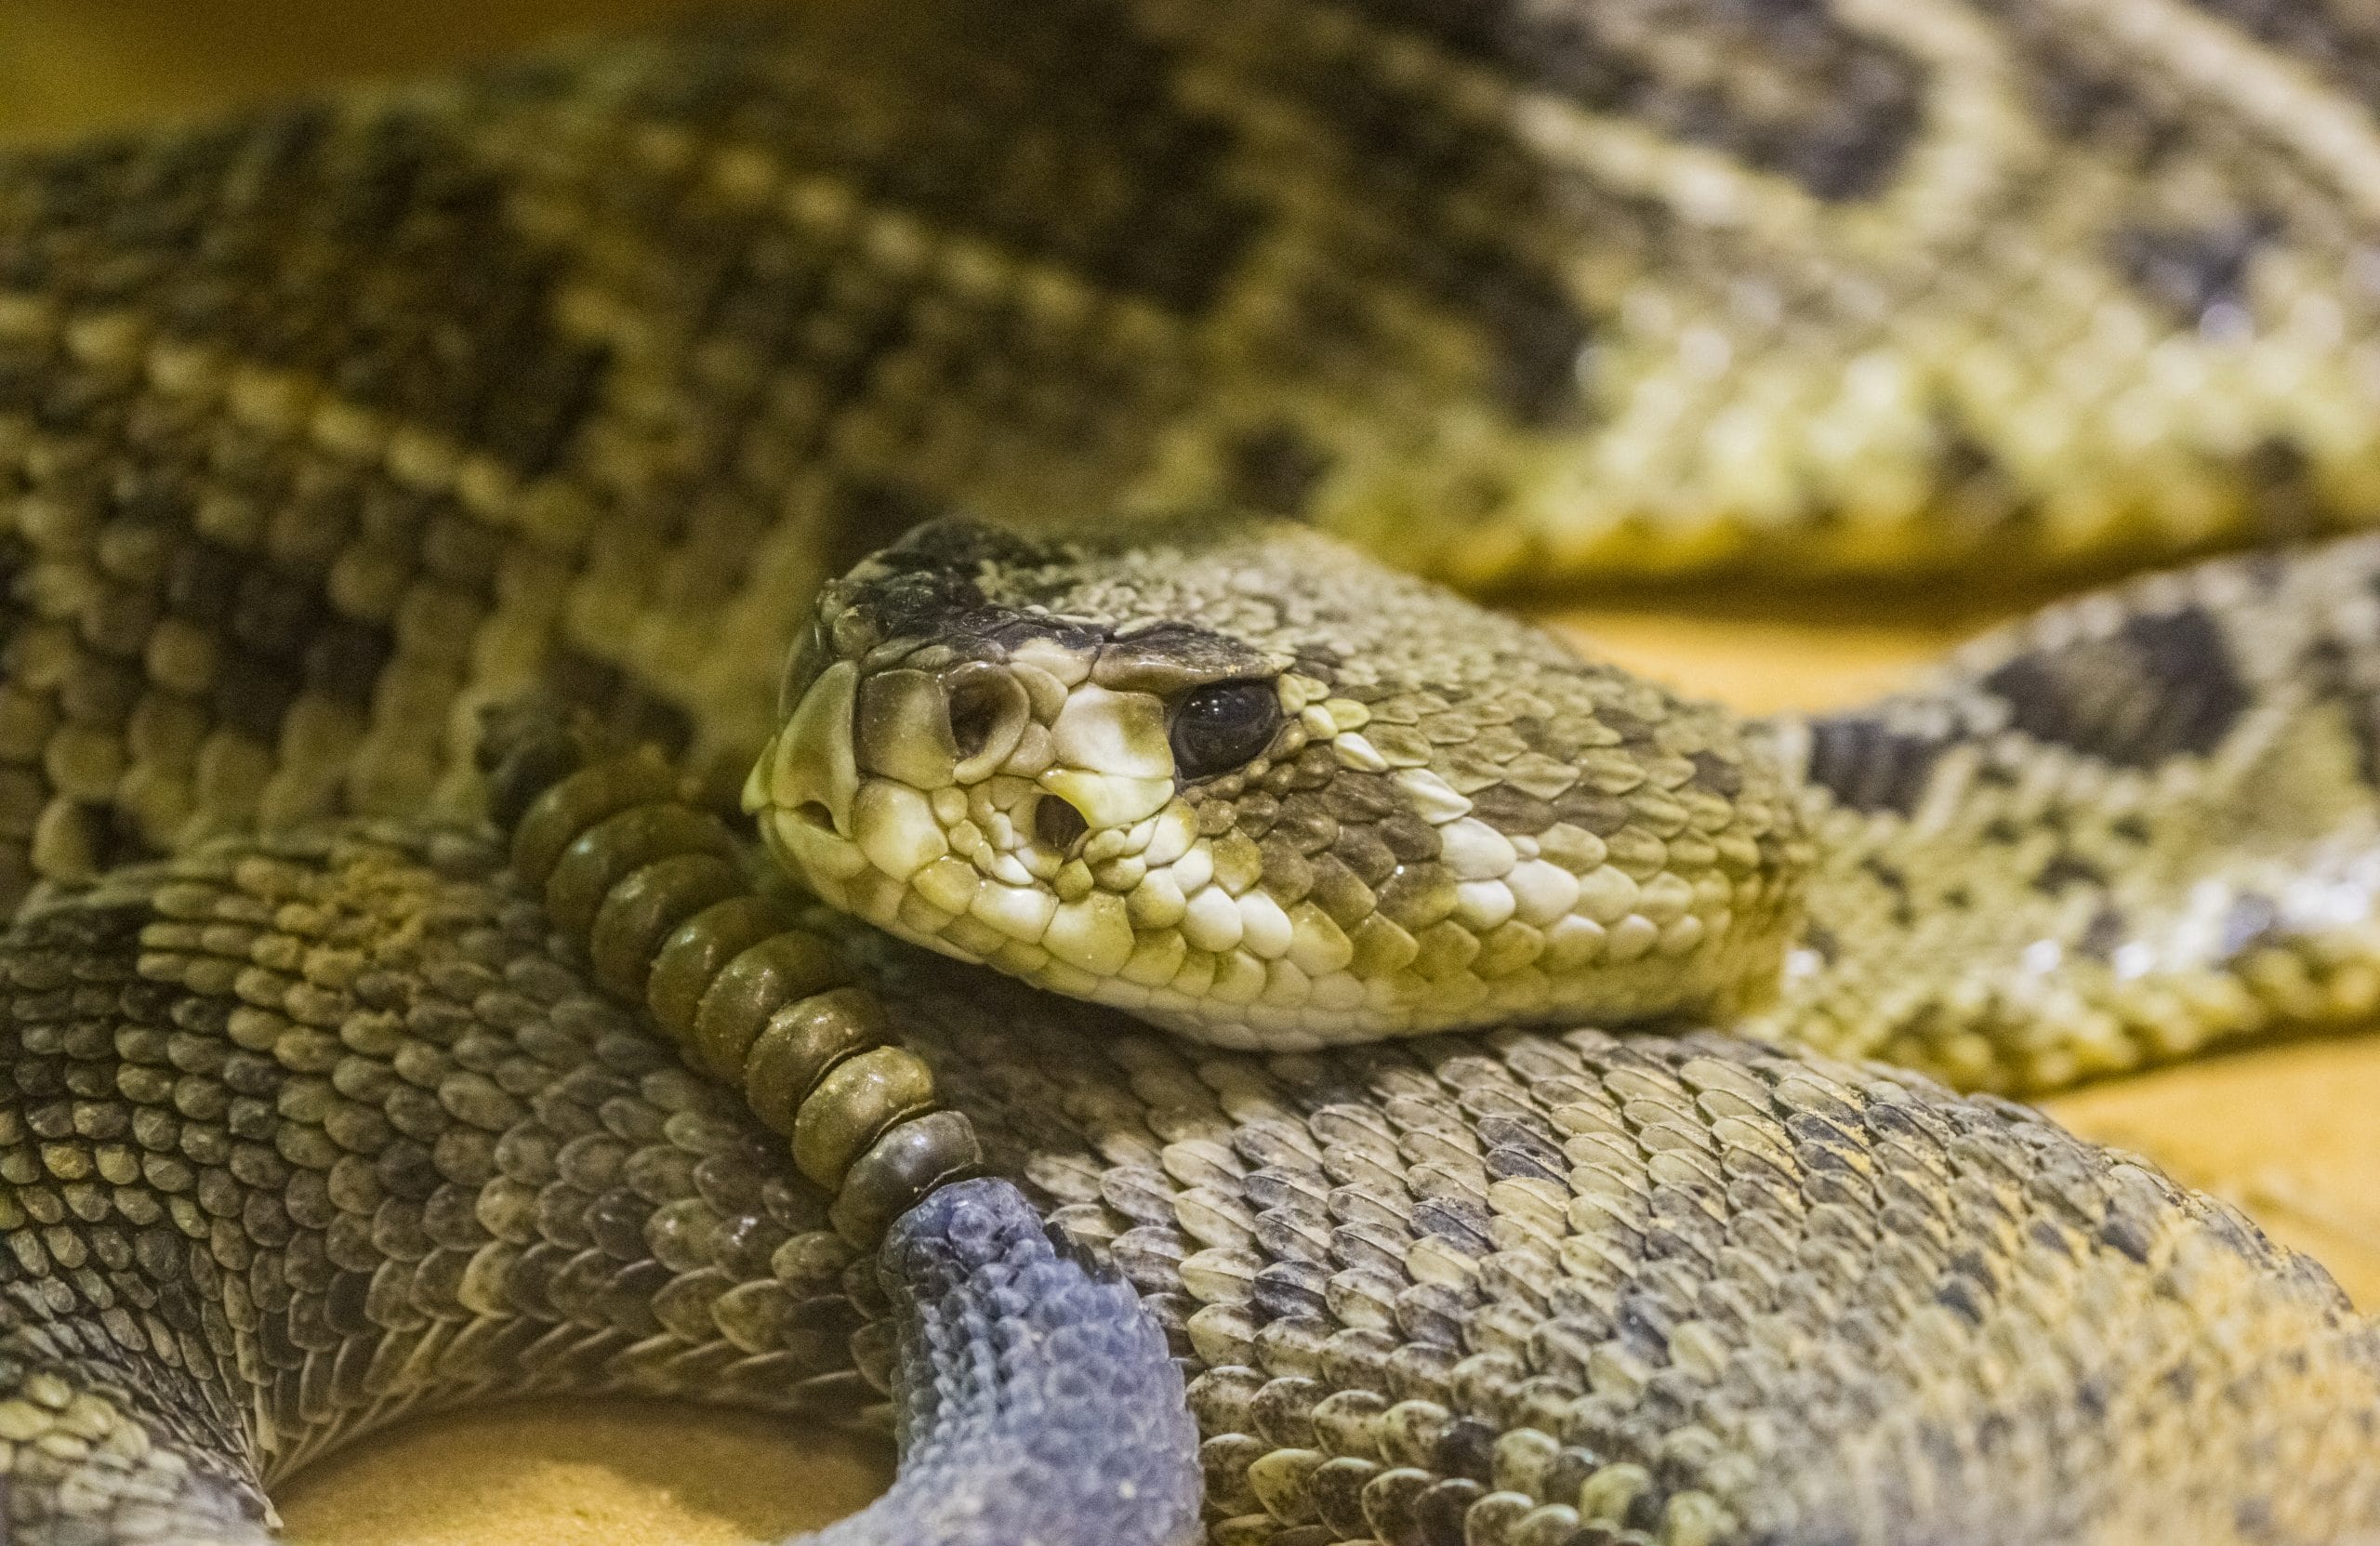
[1,834,2375,1542]
[748,516,2380,1095]
[0,828,1209,1546]
[1766,534,2380,1089]
[18,0,2380,928]
[6,4,2380,1544]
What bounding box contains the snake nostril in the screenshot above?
[945,662,1029,778]
[792,799,837,832]
[949,681,1002,760]
[1035,795,1089,852]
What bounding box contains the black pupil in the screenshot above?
[1170,681,1280,779]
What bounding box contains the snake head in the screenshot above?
[748,515,1811,1049]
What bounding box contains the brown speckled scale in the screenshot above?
[0,826,876,1542]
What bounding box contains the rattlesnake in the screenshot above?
[5,5,2380,1543]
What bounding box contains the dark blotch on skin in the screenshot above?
[826,522,1280,696]
[2111,214,2277,327]
[843,520,1057,642]
[1348,0,1926,202]
[2242,438,2331,543]
[1982,607,2251,769]
[2078,905,2127,959]
[2032,852,2109,895]
[548,648,696,757]
[1802,714,1950,816]
[2,105,615,475]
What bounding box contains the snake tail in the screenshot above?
[796,1176,1202,1546]
[477,706,1201,1542]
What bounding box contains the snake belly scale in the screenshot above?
[4,4,2380,1544]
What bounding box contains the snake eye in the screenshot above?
[1170,680,1281,780]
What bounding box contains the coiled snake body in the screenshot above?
[5,5,2380,1542]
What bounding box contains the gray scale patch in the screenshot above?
[1980,606,2251,769]
[1802,713,1953,815]
[1342,0,1927,201]
[656,1,1261,318]
[2175,0,2380,108]
[2110,214,2277,328]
